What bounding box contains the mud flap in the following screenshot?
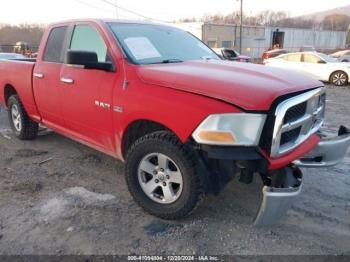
[254,166,302,226]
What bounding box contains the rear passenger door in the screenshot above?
[60,24,118,153]
[33,26,69,128]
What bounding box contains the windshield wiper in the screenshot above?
[149,59,184,64]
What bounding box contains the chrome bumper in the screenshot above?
[293,126,350,168]
[254,166,303,226]
[254,126,349,226]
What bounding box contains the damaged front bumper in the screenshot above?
[293,126,350,168]
[254,165,303,226]
[254,126,350,226]
[198,126,350,226]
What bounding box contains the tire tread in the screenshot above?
[8,95,38,140]
[125,131,205,220]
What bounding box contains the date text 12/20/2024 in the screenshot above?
[128,255,220,261]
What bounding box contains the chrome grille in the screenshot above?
[271,88,325,158]
[283,102,307,124]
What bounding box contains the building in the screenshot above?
[173,22,348,58]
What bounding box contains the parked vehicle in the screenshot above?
[300,45,316,52]
[262,49,288,63]
[1,20,349,225]
[13,42,30,54]
[330,50,350,62]
[0,53,27,60]
[213,48,251,62]
[265,52,350,86]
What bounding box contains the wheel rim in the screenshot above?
[137,153,183,204]
[11,104,22,132]
[332,72,347,86]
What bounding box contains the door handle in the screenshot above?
[33,73,44,79]
[60,77,74,84]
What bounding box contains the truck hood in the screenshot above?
[137,60,322,111]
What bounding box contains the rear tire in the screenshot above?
[125,131,205,220]
[7,95,38,140]
[330,71,348,86]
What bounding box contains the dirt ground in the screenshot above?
[0,85,349,256]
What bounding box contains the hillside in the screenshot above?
[301,4,350,22]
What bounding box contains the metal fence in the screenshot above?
[0,45,39,54]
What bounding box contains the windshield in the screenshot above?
[108,23,219,65]
[318,53,338,63]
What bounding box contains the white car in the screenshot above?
[265,52,350,86]
[330,50,350,63]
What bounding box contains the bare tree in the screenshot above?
[0,24,46,52]
[178,11,350,32]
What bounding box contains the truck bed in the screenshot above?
[0,59,40,120]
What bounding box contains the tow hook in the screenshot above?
[254,165,303,226]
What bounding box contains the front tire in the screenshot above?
[125,131,205,220]
[7,95,38,140]
[330,71,348,86]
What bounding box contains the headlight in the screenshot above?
[192,113,266,146]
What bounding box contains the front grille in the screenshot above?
[270,88,325,157]
[283,102,307,124]
[280,127,301,145]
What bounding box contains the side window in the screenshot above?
[70,25,107,62]
[223,49,237,58]
[287,54,301,62]
[43,26,68,63]
[303,54,321,63]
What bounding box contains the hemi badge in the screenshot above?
[114,106,123,113]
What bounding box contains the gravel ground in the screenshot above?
[0,85,349,256]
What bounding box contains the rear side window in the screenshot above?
[303,54,321,63]
[70,25,107,62]
[43,26,68,63]
[286,54,301,62]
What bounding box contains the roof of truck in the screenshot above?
[50,18,167,27]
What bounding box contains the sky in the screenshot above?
[0,0,350,25]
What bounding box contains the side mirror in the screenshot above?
[66,50,114,72]
[317,60,326,64]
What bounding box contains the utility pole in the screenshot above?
[239,0,243,54]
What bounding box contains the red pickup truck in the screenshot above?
[1,19,349,225]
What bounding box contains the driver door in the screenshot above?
[60,24,119,153]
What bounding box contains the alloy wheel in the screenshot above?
[11,104,22,132]
[137,153,183,204]
[332,72,347,86]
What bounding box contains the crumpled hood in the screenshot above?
[137,60,322,111]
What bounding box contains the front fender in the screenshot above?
[114,82,241,160]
